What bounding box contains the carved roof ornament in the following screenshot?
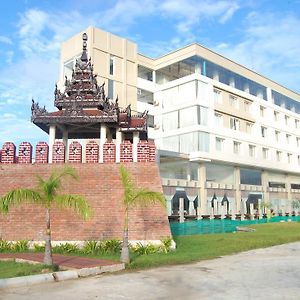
[31,32,148,133]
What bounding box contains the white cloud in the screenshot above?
[214,12,300,91]
[0,36,12,45]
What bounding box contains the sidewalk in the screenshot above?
[0,253,117,269]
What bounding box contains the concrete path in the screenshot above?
[1,242,300,300]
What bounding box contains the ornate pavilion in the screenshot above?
[31,33,148,163]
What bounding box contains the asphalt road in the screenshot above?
[1,242,300,300]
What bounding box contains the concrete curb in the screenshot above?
[0,263,125,289]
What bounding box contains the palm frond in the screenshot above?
[131,189,166,208]
[0,189,42,214]
[54,194,91,220]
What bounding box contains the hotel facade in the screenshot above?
[59,26,300,218]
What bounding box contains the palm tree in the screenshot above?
[119,165,166,264]
[0,166,91,266]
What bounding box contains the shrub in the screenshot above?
[101,239,121,254]
[33,243,45,252]
[131,242,163,255]
[0,239,12,252]
[12,240,28,252]
[82,240,99,254]
[52,243,79,254]
[161,237,172,253]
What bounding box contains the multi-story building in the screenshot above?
[59,26,300,218]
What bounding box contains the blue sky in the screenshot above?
[1,0,300,145]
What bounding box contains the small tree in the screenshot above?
[119,165,166,264]
[0,166,91,266]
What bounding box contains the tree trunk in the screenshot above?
[120,208,130,264]
[44,208,53,266]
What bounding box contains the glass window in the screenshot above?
[246,122,253,134]
[233,141,240,154]
[198,106,208,125]
[244,101,251,112]
[229,95,238,109]
[276,151,281,161]
[199,132,210,152]
[215,113,223,127]
[274,111,279,121]
[272,90,300,114]
[109,55,115,76]
[138,65,153,81]
[275,130,280,142]
[295,119,299,129]
[297,137,300,147]
[163,111,179,131]
[286,134,291,144]
[287,153,292,163]
[179,106,198,128]
[240,168,262,185]
[147,115,154,128]
[214,89,222,104]
[108,79,114,99]
[206,163,234,184]
[249,145,255,157]
[162,136,179,152]
[262,147,268,159]
[230,118,240,130]
[298,155,300,165]
[261,126,267,138]
[285,115,289,126]
[180,132,199,153]
[269,182,285,188]
[260,106,265,117]
[215,137,224,151]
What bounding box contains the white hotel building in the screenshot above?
[60,27,300,218]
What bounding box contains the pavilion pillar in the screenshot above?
[99,124,107,163]
[62,129,68,162]
[133,131,140,162]
[116,129,123,163]
[197,163,207,219]
[234,167,241,215]
[48,125,56,163]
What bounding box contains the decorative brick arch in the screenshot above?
[68,141,82,163]
[137,140,149,162]
[1,142,16,164]
[35,142,49,164]
[52,141,65,163]
[120,140,133,162]
[103,141,116,163]
[18,142,32,164]
[86,141,99,163]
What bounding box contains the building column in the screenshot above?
[179,197,184,223]
[197,163,207,219]
[234,167,241,214]
[286,174,292,215]
[116,130,123,163]
[99,124,107,163]
[48,125,56,163]
[152,70,156,83]
[133,131,140,162]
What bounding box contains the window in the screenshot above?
[286,134,291,144]
[215,137,224,151]
[246,122,253,134]
[275,130,280,142]
[215,113,223,127]
[214,89,222,104]
[269,182,285,188]
[244,101,251,112]
[276,151,282,162]
[233,141,240,154]
[297,137,300,147]
[274,111,279,121]
[298,155,300,165]
[229,95,238,109]
[249,145,255,157]
[108,79,114,99]
[147,115,154,128]
[287,153,292,163]
[260,106,265,117]
[109,55,115,76]
[230,117,240,130]
[262,147,269,159]
[285,115,289,126]
[261,126,267,138]
[295,119,299,129]
[240,168,262,185]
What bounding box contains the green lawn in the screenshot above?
[0,260,53,279]
[1,222,300,278]
[128,222,300,269]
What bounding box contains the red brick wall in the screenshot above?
[52,141,65,163]
[18,142,32,164]
[137,140,149,162]
[68,141,82,163]
[1,142,16,164]
[120,140,133,162]
[0,163,171,241]
[35,142,49,164]
[85,141,99,163]
[103,141,116,163]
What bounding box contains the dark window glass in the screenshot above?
[240,168,262,185]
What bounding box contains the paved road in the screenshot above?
[1,242,300,300]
